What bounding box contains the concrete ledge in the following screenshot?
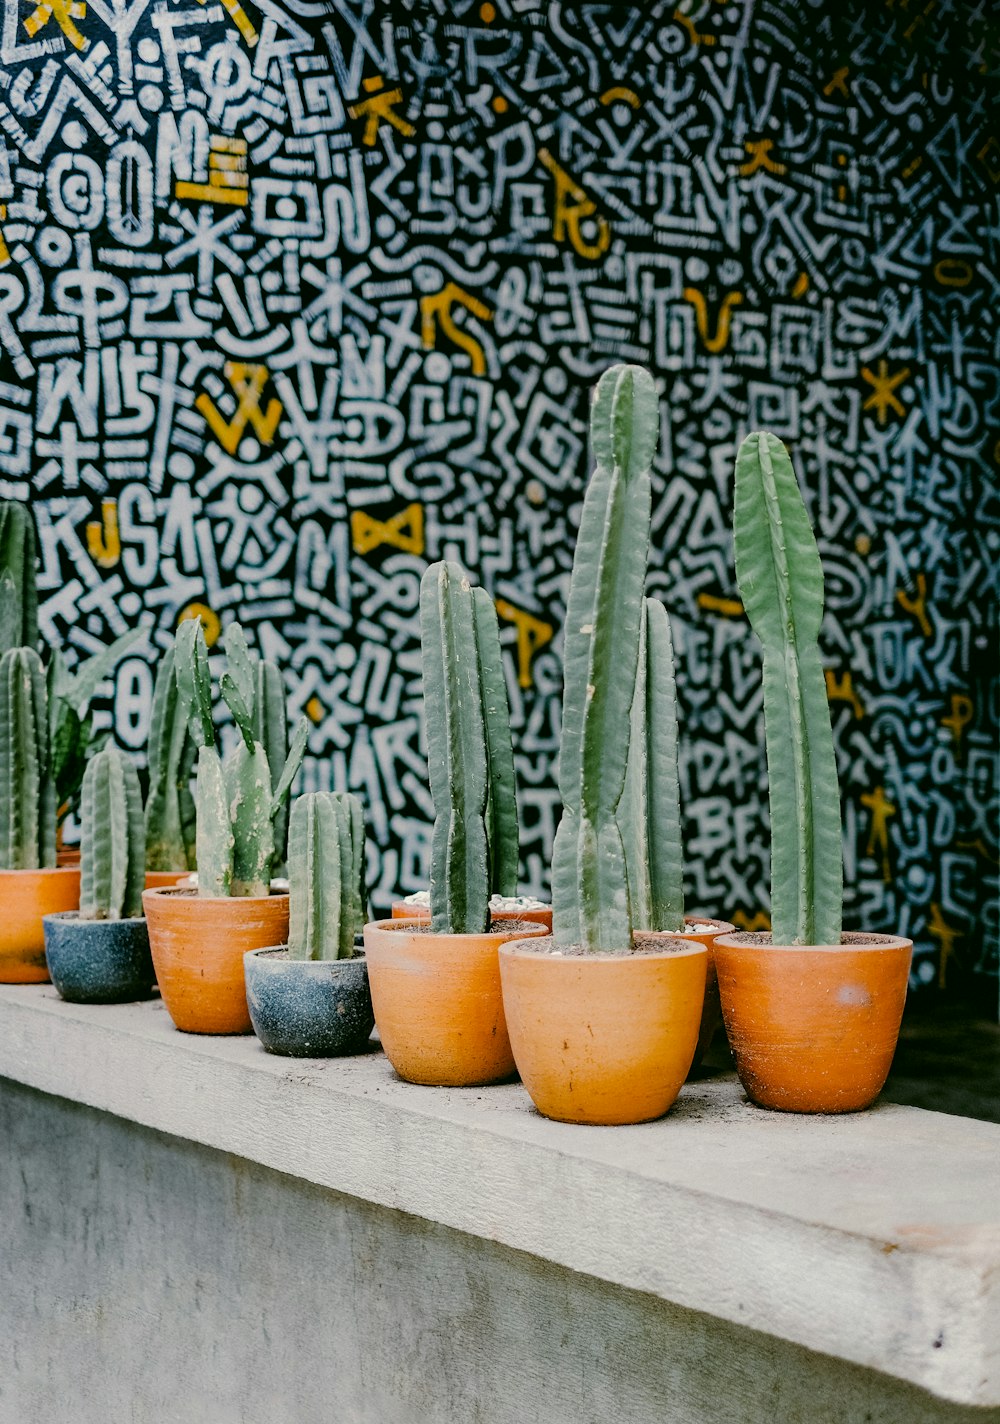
[0,984,997,1408]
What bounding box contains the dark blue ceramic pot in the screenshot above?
[244,947,374,1057]
[43,913,154,1004]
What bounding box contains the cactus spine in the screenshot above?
[79,746,144,920]
[144,643,197,871]
[0,500,38,656]
[551,364,658,951]
[0,647,55,870]
[619,598,685,933]
[733,431,842,946]
[287,792,366,960]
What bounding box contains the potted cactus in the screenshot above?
[364,561,547,1087]
[713,433,912,1113]
[143,619,307,1034]
[0,499,38,655]
[498,364,708,1125]
[143,634,197,889]
[0,646,81,980]
[245,791,374,1056]
[43,746,154,1003]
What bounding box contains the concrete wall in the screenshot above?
[2,1078,996,1424]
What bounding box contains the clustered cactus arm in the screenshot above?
[472,586,519,898]
[0,500,38,656]
[0,646,55,870]
[145,644,197,872]
[733,431,842,946]
[619,597,685,933]
[46,629,142,823]
[286,791,366,961]
[79,746,144,920]
[551,364,658,951]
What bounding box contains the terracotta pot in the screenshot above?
[363,917,549,1086]
[390,898,553,932]
[144,887,289,1034]
[0,867,81,983]
[713,931,913,1113]
[499,934,708,1126]
[56,847,81,868]
[144,870,193,891]
[666,916,736,1070]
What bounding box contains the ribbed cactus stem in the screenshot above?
[227,738,275,897]
[421,561,491,934]
[255,657,289,865]
[145,644,196,871]
[195,745,233,896]
[80,747,144,920]
[551,364,658,951]
[733,431,842,946]
[337,790,367,943]
[286,791,364,960]
[0,501,39,655]
[0,647,54,870]
[472,588,519,897]
[620,598,685,932]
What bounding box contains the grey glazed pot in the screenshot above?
[42,913,154,1004]
[244,947,374,1057]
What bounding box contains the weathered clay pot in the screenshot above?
[499,934,708,1126]
[363,917,549,1086]
[658,916,736,1071]
[143,887,289,1034]
[0,867,81,983]
[43,912,154,1004]
[713,931,913,1113]
[390,896,553,932]
[144,870,193,891]
[245,947,374,1057]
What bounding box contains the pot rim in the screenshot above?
[245,945,367,968]
[142,886,289,905]
[363,917,549,944]
[498,933,709,963]
[714,931,913,953]
[0,865,81,877]
[640,915,735,935]
[43,911,146,926]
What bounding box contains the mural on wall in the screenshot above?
[0,0,996,993]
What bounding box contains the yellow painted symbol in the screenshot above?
[24,0,87,50]
[351,502,424,557]
[896,572,932,638]
[739,139,785,176]
[697,592,744,617]
[823,66,850,98]
[933,259,973,287]
[792,272,809,297]
[927,902,960,991]
[495,598,554,690]
[941,693,973,750]
[976,136,1000,185]
[178,603,221,648]
[218,0,257,46]
[599,87,640,109]
[855,534,872,555]
[196,363,282,455]
[672,7,715,45]
[861,785,896,884]
[0,205,9,268]
[901,155,923,179]
[538,148,611,261]
[682,288,743,353]
[176,136,249,208]
[420,283,492,376]
[86,499,120,569]
[732,910,771,933]
[861,359,909,424]
[348,76,415,147]
[825,669,864,719]
[305,696,324,724]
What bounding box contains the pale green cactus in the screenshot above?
[286,791,366,960]
[79,746,145,920]
[0,500,38,656]
[144,642,197,872]
[733,431,842,946]
[551,364,659,951]
[0,646,56,870]
[472,587,518,898]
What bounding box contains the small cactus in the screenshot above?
[551,364,658,951]
[144,642,197,872]
[286,791,367,960]
[733,431,842,946]
[79,746,145,920]
[0,646,56,870]
[0,500,38,656]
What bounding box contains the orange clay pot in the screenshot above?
[499,934,708,1126]
[713,931,913,1113]
[390,899,553,932]
[0,867,81,983]
[144,886,289,1034]
[144,870,193,891]
[642,916,735,1071]
[363,917,549,1086]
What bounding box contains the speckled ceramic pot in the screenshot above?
[43,912,154,1004]
[244,947,374,1057]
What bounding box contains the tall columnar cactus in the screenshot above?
[421,561,520,934]
[144,642,197,871]
[47,628,142,822]
[551,364,659,951]
[733,431,842,946]
[619,597,685,933]
[0,501,38,656]
[0,646,55,870]
[79,746,145,920]
[287,791,366,960]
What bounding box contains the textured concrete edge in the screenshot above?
[0,987,997,1407]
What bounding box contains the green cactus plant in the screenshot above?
[0,646,56,870]
[551,363,659,951]
[733,431,842,946]
[286,791,366,960]
[421,561,520,935]
[0,500,39,655]
[619,597,685,933]
[144,641,197,872]
[79,746,145,920]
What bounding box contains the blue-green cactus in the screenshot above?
[144,641,197,872]
[0,500,38,656]
[0,646,55,870]
[286,791,366,960]
[79,746,145,920]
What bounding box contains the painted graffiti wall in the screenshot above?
[0,1,996,995]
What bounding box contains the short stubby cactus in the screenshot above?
[0,500,38,656]
[421,561,520,935]
[144,641,197,872]
[733,431,842,946]
[551,364,659,951]
[619,597,685,934]
[79,746,145,920]
[287,791,367,960]
[0,646,56,870]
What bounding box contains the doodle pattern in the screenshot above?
[0,0,996,995]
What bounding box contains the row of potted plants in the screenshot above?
[0,360,912,1126]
